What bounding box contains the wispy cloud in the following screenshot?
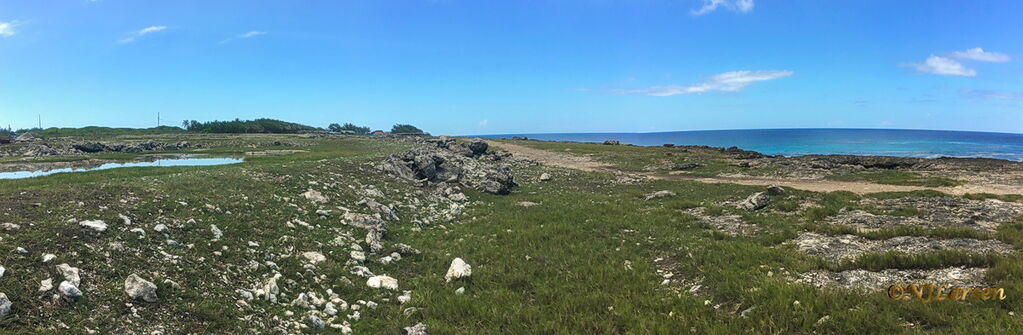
[951,48,1010,63]
[119,25,167,43]
[961,88,1023,101]
[479,119,489,127]
[613,70,792,96]
[0,21,19,37]
[908,56,976,77]
[220,30,267,44]
[691,0,754,15]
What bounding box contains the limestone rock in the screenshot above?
[124,274,158,302]
[366,275,398,290]
[444,258,472,282]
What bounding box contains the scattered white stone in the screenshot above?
[398,291,412,304]
[39,278,54,292]
[539,173,552,181]
[0,223,19,230]
[303,252,326,263]
[0,266,5,279]
[404,323,429,335]
[124,274,158,302]
[79,220,107,232]
[303,189,328,203]
[350,251,366,262]
[0,293,10,319]
[210,225,223,240]
[455,287,465,295]
[58,281,82,299]
[14,247,27,254]
[119,214,132,225]
[154,224,168,232]
[308,314,326,329]
[445,258,472,282]
[56,263,81,286]
[366,275,398,290]
[324,302,338,316]
[42,254,56,263]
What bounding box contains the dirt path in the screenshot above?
[488,141,1018,195]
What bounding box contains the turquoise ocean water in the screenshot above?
[477,129,1023,162]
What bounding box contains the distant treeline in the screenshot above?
[5,118,427,137]
[182,118,319,134]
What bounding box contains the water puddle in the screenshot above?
[0,156,243,180]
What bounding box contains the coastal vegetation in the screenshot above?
[0,134,1020,333]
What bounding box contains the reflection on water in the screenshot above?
[0,156,243,180]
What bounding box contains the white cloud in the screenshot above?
[0,21,18,37]
[479,120,489,127]
[691,0,754,15]
[119,25,167,43]
[950,47,1010,63]
[909,56,976,77]
[614,70,792,96]
[239,31,266,38]
[220,31,267,44]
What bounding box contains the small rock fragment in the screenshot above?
[366,275,398,290]
[445,258,472,282]
[124,274,158,302]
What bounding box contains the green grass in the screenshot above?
[826,170,963,187]
[1,134,1021,334]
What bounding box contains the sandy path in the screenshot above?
[488,141,1018,195]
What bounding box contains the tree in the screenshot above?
[339,123,371,135]
[328,123,343,132]
[391,124,425,134]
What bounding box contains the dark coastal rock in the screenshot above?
[468,140,489,156]
[602,140,620,145]
[480,165,516,195]
[73,141,107,153]
[672,162,702,170]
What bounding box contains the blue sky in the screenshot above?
[1,0,1021,135]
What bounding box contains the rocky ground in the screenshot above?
[1,134,1022,333]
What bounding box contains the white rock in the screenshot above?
[39,278,54,292]
[56,263,81,286]
[303,189,328,203]
[119,214,132,225]
[366,275,398,290]
[0,265,5,278]
[308,314,326,329]
[124,274,158,302]
[455,287,465,295]
[398,291,412,304]
[349,251,366,262]
[445,258,472,282]
[539,173,552,181]
[154,224,168,232]
[0,293,10,319]
[58,281,82,299]
[210,225,223,240]
[303,252,326,263]
[79,220,107,232]
[324,302,338,316]
[42,254,56,263]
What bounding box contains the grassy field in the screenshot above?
[1,135,1021,333]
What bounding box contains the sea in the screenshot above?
[476,128,1023,162]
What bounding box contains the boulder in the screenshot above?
[444,258,472,282]
[403,323,429,335]
[80,220,107,232]
[738,192,771,211]
[644,190,676,201]
[467,141,489,156]
[480,165,516,195]
[58,281,82,299]
[73,141,106,153]
[0,293,10,319]
[539,173,552,181]
[767,185,785,195]
[366,275,399,290]
[124,274,158,302]
[603,140,620,145]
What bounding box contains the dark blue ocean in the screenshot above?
[477,129,1023,162]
